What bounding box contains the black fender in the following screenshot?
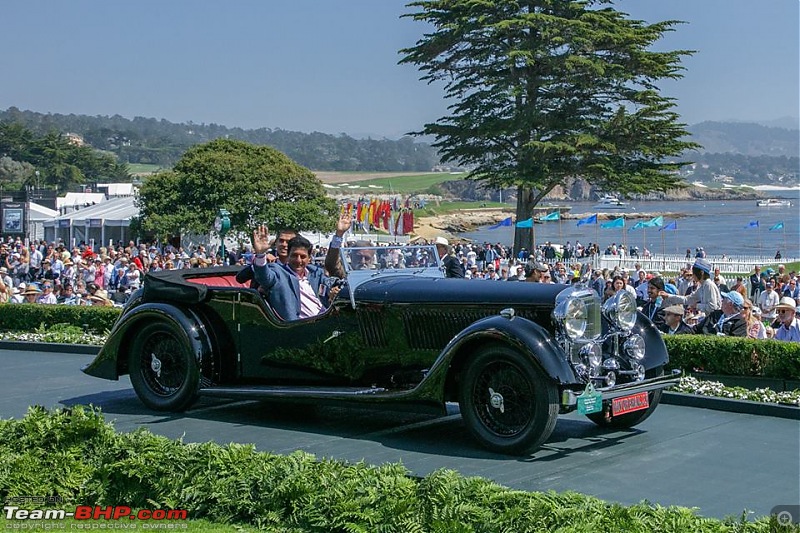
[81,302,214,380]
[415,313,578,404]
[634,312,670,370]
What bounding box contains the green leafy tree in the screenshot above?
[136,139,338,240]
[401,0,700,252]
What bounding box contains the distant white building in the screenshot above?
[57,192,107,215]
[97,183,136,197]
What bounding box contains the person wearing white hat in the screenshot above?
[434,236,464,278]
[10,282,26,304]
[660,257,721,316]
[774,297,799,342]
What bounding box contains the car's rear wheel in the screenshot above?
[586,366,664,428]
[128,322,199,411]
[459,345,559,455]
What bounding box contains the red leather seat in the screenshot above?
[186,275,250,288]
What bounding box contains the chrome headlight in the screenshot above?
[602,290,637,331]
[624,334,646,360]
[580,343,602,370]
[554,297,588,341]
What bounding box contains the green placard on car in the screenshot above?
[577,382,603,415]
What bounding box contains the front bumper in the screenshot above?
[561,369,682,407]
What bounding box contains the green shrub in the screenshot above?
[0,407,789,532]
[0,303,120,334]
[664,335,800,380]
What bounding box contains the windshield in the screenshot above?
[341,245,443,274]
[341,244,444,307]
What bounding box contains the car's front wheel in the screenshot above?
[586,366,664,428]
[128,322,199,411]
[459,345,559,455]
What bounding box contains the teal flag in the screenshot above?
[600,217,625,229]
[538,211,560,221]
[648,215,664,227]
[629,221,646,231]
[769,222,784,231]
[516,218,533,228]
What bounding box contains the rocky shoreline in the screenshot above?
[416,209,694,239]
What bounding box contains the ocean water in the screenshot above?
[459,190,800,258]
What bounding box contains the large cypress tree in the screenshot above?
[400,0,700,252]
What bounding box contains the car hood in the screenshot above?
[353,276,567,306]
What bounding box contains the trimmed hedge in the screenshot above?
[664,335,800,381]
[0,406,786,532]
[0,303,120,334]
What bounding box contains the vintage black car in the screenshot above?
[83,244,680,455]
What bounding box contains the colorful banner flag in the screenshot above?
[600,217,625,229]
[659,221,678,231]
[648,215,664,227]
[487,217,513,229]
[576,214,598,227]
[629,221,645,231]
[516,218,533,228]
[538,211,560,222]
[769,222,784,231]
[746,220,759,229]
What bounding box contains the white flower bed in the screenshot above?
[0,331,108,346]
[673,376,800,406]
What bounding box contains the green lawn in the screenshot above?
[336,172,467,194]
[127,163,166,174]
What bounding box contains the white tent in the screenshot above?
[28,202,59,241]
[43,196,138,248]
[57,192,107,214]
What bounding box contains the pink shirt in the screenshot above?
[296,273,323,318]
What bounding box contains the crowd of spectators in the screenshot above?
[2,234,797,342]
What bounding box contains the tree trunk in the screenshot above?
[513,185,536,254]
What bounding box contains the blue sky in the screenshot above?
[2,0,798,138]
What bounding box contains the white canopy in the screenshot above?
[43,196,138,248]
[57,192,107,211]
[28,202,58,221]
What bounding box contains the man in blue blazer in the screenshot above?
[252,226,330,321]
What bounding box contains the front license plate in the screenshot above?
[612,392,649,416]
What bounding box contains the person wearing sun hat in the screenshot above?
[773,296,799,342]
[22,284,42,304]
[433,236,464,278]
[87,289,115,307]
[692,290,747,337]
[660,257,721,316]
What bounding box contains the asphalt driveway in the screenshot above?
[1,348,798,521]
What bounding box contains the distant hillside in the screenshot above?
[0,107,439,172]
[687,121,799,157]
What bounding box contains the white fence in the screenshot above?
[595,254,798,275]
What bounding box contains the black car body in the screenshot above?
[84,244,679,454]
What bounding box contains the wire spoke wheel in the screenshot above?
[471,360,535,437]
[129,322,199,411]
[139,332,188,397]
[460,345,558,455]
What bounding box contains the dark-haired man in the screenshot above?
[252,226,331,321]
[640,276,666,329]
[236,227,298,288]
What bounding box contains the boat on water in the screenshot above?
[592,194,628,210]
[756,198,792,207]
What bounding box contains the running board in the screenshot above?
[199,385,389,400]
